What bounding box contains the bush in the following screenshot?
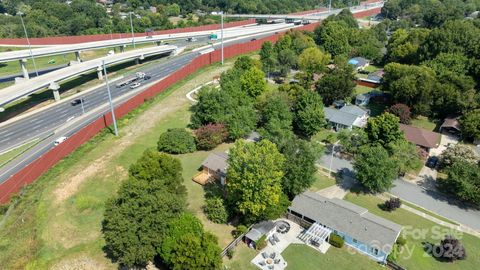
[0,203,9,215]
[387,103,412,124]
[387,244,399,262]
[157,128,196,154]
[203,197,228,223]
[396,235,407,246]
[384,197,402,212]
[226,247,235,259]
[329,233,344,248]
[256,235,267,250]
[195,123,228,150]
[232,225,248,238]
[435,235,467,262]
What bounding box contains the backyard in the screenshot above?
[345,193,480,270]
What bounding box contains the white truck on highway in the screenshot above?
[115,72,146,88]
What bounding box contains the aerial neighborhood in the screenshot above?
[0,0,479,270]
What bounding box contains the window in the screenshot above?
[372,248,379,255]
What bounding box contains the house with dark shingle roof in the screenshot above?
[348,57,370,71]
[324,105,369,130]
[400,124,441,152]
[192,152,228,185]
[288,192,402,263]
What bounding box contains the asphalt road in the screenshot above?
[0,28,292,185]
[318,149,480,231]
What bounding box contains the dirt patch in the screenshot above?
[52,63,232,205]
[50,256,107,270]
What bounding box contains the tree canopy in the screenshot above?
[354,145,398,193]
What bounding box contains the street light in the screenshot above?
[80,98,85,115]
[221,11,224,65]
[102,60,119,136]
[17,11,39,77]
[129,12,135,49]
[329,140,341,178]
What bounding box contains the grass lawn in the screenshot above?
[312,129,337,144]
[0,139,39,167]
[282,244,383,270]
[345,193,480,270]
[309,171,337,191]
[354,84,374,95]
[0,55,241,269]
[223,243,258,270]
[366,100,387,117]
[364,65,382,73]
[411,116,437,131]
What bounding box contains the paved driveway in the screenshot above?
[317,152,480,231]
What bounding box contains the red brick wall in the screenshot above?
[0,20,370,203]
[0,19,255,46]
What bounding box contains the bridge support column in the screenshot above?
[19,58,29,79]
[135,58,140,65]
[75,51,82,62]
[49,82,61,101]
[156,41,161,46]
[97,66,103,80]
[119,45,125,53]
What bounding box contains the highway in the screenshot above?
[0,26,296,184]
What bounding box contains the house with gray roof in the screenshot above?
[324,105,369,131]
[244,221,276,248]
[193,152,228,185]
[348,57,370,71]
[288,192,402,263]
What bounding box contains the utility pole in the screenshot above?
[328,0,332,12]
[129,12,135,48]
[17,11,39,77]
[329,140,340,178]
[221,11,224,65]
[102,60,119,136]
[80,98,85,114]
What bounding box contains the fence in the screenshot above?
[386,261,406,270]
[220,225,254,257]
[0,11,382,203]
[0,19,255,46]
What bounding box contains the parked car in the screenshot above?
[70,98,84,106]
[144,75,151,80]
[186,37,197,42]
[426,156,439,169]
[130,82,141,89]
[250,38,257,41]
[54,136,68,146]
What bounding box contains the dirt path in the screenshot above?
[52,63,233,204]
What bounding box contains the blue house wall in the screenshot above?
[332,229,389,262]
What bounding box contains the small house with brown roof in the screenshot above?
[193,152,228,185]
[439,117,461,135]
[400,124,441,152]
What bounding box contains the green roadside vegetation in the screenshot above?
[312,129,337,144]
[0,139,40,167]
[309,171,337,191]
[282,244,383,270]
[411,116,437,131]
[345,193,480,270]
[0,54,241,269]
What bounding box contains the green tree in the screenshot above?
[314,20,352,56]
[281,139,321,198]
[388,139,423,176]
[442,161,480,206]
[461,110,480,142]
[157,128,196,154]
[227,140,285,222]
[203,197,228,224]
[168,232,222,270]
[257,91,294,147]
[337,128,369,155]
[440,144,480,168]
[298,47,331,75]
[365,113,404,147]
[386,28,430,64]
[315,58,355,105]
[240,66,267,98]
[293,90,326,137]
[260,41,277,75]
[224,105,257,140]
[354,145,398,193]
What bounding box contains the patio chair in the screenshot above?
[262,252,268,259]
[270,252,276,259]
[274,258,281,264]
[273,233,280,242]
[259,261,266,266]
[268,265,274,270]
[269,237,276,245]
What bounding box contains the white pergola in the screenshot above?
[298,222,332,247]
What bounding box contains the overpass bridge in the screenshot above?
[0,45,177,107]
[0,23,292,80]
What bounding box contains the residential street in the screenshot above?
[318,149,480,231]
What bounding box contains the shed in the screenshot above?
[439,117,461,135]
[400,124,441,152]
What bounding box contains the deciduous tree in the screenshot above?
[365,113,404,146]
[354,145,398,193]
[293,90,326,137]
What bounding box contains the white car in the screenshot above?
[54,136,68,146]
[130,82,141,89]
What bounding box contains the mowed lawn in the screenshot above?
[282,244,384,270]
[345,193,480,270]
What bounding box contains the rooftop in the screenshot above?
[400,124,441,149]
[202,152,229,176]
[289,192,402,253]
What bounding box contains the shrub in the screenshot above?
[233,225,248,238]
[0,203,9,215]
[157,128,196,154]
[329,233,344,248]
[75,195,101,212]
[387,244,399,262]
[387,103,412,124]
[204,197,228,223]
[195,123,228,150]
[384,197,402,212]
[396,235,407,246]
[256,235,267,250]
[226,247,235,259]
[435,235,467,262]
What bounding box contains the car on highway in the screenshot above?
[130,82,141,89]
[54,136,68,146]
[70,98,84,106]
[144,75,151,80]
[426,156,439,169]
[187,37,197,42]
